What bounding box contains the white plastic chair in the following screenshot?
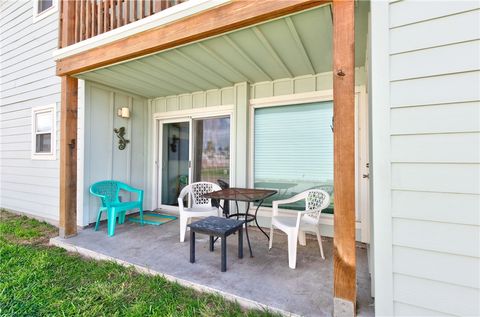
[177,182,222,242]
[269,189,330,269]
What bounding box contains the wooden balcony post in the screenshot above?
[59,76,78,238]
[59,0,76,48]
[332,0,356,316]
[59,0,79,238]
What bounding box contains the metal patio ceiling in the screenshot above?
[77,2,369,98]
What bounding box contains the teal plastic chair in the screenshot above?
[89,180,144,237]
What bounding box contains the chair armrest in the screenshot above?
[177,187,190,211]
[89,188,107,199]
[273,191,307,206]
[272,192,306,216]
[121,184,143,202]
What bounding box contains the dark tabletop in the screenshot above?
[203,188,277,202]
[188,216,244,236]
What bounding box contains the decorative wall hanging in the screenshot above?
[113,127,130,150]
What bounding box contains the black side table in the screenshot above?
[188,216,244,272]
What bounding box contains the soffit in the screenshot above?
[77,2,369,98]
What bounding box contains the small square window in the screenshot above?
[32,105,56,160]
[33,0,57,22]
[38,0,53,14]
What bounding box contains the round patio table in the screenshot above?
[203,188,277,257]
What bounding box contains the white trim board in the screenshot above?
[370,1,393,314]
[52,0,231,61]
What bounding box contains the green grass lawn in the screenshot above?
[0,210,276,317]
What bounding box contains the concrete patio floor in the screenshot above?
[51,216,374,317]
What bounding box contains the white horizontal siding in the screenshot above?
[390,40,480,80]
[0,0,61,222]
[393,218,480,258]
[393,274,480,316]
[392,190,479,226]
[393,246,480,289]
[390,9,480,54]
[390,71,480,107]
[391,133,480,163]
[378,1,480,315]
[390,102,480,134]
[391,163,480,194]
[393,302,455,317]
[389,1,480,28]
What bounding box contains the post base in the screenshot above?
[334,297,355,317]
[59,228,77,239]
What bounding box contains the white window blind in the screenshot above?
[254,101,334,210]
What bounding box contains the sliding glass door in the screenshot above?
[158,116,230,208]
[193,117,230,184]
[160,120,191,207]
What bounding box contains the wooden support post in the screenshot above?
[59,0,79,238]
[332,0,356,316]
[59,76,78,238]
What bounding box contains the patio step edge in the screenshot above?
[49,236,300,317]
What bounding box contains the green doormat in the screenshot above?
[128,211,177,226]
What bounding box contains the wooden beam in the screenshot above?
[56,0,330,76]
[59,76,78,238]
[332,0,356,316]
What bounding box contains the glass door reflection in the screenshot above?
[161,121,190,206]
[193,117,230,185]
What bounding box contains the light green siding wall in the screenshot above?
[146,68,368,239]
[250,67,366,99]
[150,67,367,110]
[83,82,149,226]
[150,87,235,111]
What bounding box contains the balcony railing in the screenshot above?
[59,0,185,48]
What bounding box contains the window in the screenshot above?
[33,0,57,22]
[38,0,53,13]
[32,105,56,160]
[254,101,334,213]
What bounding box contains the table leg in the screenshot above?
[244,220,253,258]
[254,199,270,240]
[235,201,240,220]
[209,235,214,252]
[241,203,254,257]
[221,236,227,272]
[238,228,243,259]
[190,231,195,263]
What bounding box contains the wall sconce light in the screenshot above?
[117,107,130,119]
